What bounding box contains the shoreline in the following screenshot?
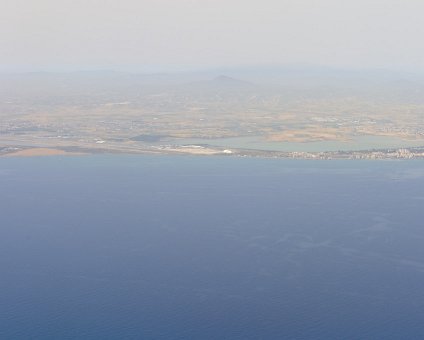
[2,145,424,160]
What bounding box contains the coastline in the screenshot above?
[2,144,424,160]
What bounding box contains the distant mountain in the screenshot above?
[210,75,253,86]
[2,67,424,103]
[182,75,257,95]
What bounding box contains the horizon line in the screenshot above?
[0,64,423,76]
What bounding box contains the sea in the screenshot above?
[1,155,424,339]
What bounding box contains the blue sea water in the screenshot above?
[1,155,424,339]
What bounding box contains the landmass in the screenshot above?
[2,68,424,160]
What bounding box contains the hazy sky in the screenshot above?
[2,0,424,72]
